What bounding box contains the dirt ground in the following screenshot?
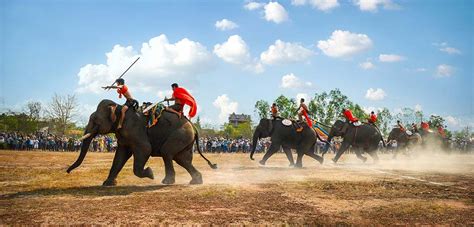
[0,150,472,225]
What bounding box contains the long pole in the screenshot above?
[107,57,140,90]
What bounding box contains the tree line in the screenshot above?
[1,94,81,136]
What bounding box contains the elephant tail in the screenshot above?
[192,124,218,169]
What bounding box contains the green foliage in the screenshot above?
[395,108,418,126]
[194,116,202,130]
[221,121,253,139]
[429,115,445,128]
[309,89,351,125]
[254,100,270,120]
[0,112,40,133]
[274,95,297,119]
[377,108,393,136]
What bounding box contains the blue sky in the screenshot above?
[1,0,472,130]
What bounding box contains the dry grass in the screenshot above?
[0,150,473,225]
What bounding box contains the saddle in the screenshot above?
[144,103,165,128]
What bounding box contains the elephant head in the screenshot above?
[67,99,118,173]
[322,120,346,152]
[250,119,273,160]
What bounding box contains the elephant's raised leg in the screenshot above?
[354,149,368,163]
[304,144,324,165]
[174,149,202,185]
[282,146,295,166]
[103,145,132,186]
[260,143,280,165]
[131,142,154,180]
[332,142,350,163]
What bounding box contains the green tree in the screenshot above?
[429,115,445,128]
[254,100,270,120]
[194,116,202,130]
[309,89,351,125]
[274,95,297,119]
[395,107,417,126]
[377,108,393,136]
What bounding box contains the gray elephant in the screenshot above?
[67,99,216,186]
[387,127,422,158]
[250,118,325,168]
[324,120,383,163]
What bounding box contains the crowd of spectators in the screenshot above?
[0,131,116,152]
[198,137,269,153]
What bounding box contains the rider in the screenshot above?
[164,83,197,119]
[397,120,405,132]
[271,103,279,119]
[411,123,419,133]
[341,108,359,133]
[297,98,312,132]
[368,111,377,124]
[421,121,430,132]
[102,78,138,129]
[438,125,446,138]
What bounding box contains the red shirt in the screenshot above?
[343,109,358,122]
[369,113,377,123]
[117,85,128,99]
[421,122,430,131]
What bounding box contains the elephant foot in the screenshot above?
[294,163,303,168]
[161,177,175,185]
[361,157,368,163]
[317,157,324,165]
[190,176,203,185]
[331,158,338,163]
[289,163,295,167]
[145,167,154,180]
[102,179,117,187]
[258,160,266,166]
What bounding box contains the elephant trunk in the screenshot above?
[250,129,260,160]
[67,125,98,173]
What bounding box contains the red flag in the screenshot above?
[302,110,313,127]
[173,87,197,118]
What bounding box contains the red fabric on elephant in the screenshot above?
[173,87,197,118]
[302,109,313,128]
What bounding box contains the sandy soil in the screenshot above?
[0,150,472,225]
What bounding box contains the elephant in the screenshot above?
[323,120,383,163]
[250,118,325,168]
[387,128,422,158]
[67,99,216,186]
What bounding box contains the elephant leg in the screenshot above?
[295,150,304,168]
[304,144,324,165]
[161,156,176,185]
[103,145,132,186]
[174,149,202,185]
[355,149,368,163]
[332,142,350,163]
[131,142,154,180]
[282,146,295,166]
[260,143,280,165]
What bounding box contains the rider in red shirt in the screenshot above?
[102,78,138,129]
[368,111,377,124]
[164,83,197,119]
[343,109,358,123]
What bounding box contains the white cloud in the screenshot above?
[379,54,405,62]
[215,19,238,31]
[434,42,462,55]
[365,88,386,101]
[317,30,373,58]
[280,73,313,89]
[77,35,212,93]
[214,35,250,65]
[445,116,459,128]
[436,64,454,77]
[296,93,309,102]
[353,0,399,12]
[359,61,375,70]
[213,94,238,124]
[260,40,314,65]
[414,104,422,112]
[213,35,263,73]
[440,47,461,55]
[264,2,289,24]
[244,1,265,10]
[292,0,340,11]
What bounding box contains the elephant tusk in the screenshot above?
[80,133,92,141]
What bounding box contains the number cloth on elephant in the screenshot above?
[172,87,197,118]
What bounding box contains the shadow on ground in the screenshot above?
[0,184,175,199]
